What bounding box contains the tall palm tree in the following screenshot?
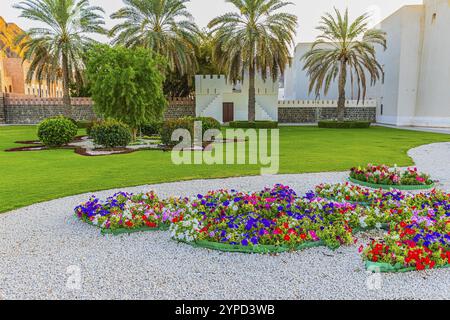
[110,0,200,76]
[302,8,386,121]
[208,0,297,122]
[14,0,106,106]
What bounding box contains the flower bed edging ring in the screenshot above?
[100,225,170,235]
[366,261,450,273]
[177,239,327,254]
[348,177,435,191]
[80,217,170,235]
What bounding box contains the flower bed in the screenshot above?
[75,183,450,273]
[169,185,363,252]
[74,191,183,235]
[361,190,450,272]
[349,164,435,190]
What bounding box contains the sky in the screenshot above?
[1,0,423,43]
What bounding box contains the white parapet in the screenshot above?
[278,99,378,108]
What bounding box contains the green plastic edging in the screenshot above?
[348,177,435,191]
[177,239,326,254]
[78,216,169,235]
[366,261,450,273]
[101,224,170,235]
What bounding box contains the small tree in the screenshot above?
[86,45,167,139]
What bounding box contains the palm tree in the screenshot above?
[302,8,386,121]
[110,0,200,76]
[208,0,297,122]
[14,0,106,106]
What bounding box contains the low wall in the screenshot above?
[0,95,376,125]
[1,95,196,124]
[278,100,377,123]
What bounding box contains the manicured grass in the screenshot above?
[1,125,450,213]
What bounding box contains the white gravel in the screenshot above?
[1,143,450,300]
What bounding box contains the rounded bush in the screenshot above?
[37,116,78,147]
[161,117,222,146]
[91,120,132,148]
[161,118,193,146]
[141,120,163,136]
[318,121,371,129]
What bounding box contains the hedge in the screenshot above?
[229,121,279,129]
[318,121,372,129]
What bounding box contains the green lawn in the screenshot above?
[1,125,450,213]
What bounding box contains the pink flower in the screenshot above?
[309,230,319,241]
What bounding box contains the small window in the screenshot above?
[432,13,437,24]
[381,104,384,116]
[9,85,12,93]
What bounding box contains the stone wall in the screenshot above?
[4,96,96,124]
[278,107,377,123]
[163,97,196,120]
[0,94,6,124]
[2,95,196,124]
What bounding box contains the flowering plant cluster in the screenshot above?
[170,185,363,250]
[75,181,450,272]
[74,191,184,232]
[350,164,433,186]
[314,183,408,205]
[362,190,450,271]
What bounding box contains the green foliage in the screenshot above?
[110,0,200,76]
[160,116,221,145]
[229,121,279,129]
[76,120,93,129]
[141,121,164,137]
[37,116,78,147]
[186,116,221,133]
[91,119,132,148]
[86,45,167,133]
[161,118,193,146]
[318,121,372,129]
[302,8,386,120]
[14,0,106,103]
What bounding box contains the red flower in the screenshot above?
[284,235,291,241]
[300,234,307,240]
[125,221,133,228]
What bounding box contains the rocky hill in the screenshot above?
[0,16,25,58]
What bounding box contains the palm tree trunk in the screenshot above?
[337,59,347,122]
[248,61,256,122]
[62,52,71,107]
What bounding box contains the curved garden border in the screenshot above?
[366,261,450,273]
[348,177,435,191]
[177,239,327,254]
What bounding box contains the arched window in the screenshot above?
[9,85,12,93]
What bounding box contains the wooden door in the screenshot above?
[223,103,234,123]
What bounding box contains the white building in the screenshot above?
[195,74,279,123]
[283,0,450,128]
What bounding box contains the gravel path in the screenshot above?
[1,143,450,300]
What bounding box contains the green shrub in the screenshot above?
[161,118,193,146]
[160,117,222,146]
[318,121,372,129]
[37,116,78,147]
[229,121,279,129]
[76,120,93,129]
[193,117,222,133]
[141,120,163,136]
[91,120,132,148]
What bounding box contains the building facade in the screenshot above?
[195,74,279,123]
[283,0,450,128]
[0,16,63,98]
